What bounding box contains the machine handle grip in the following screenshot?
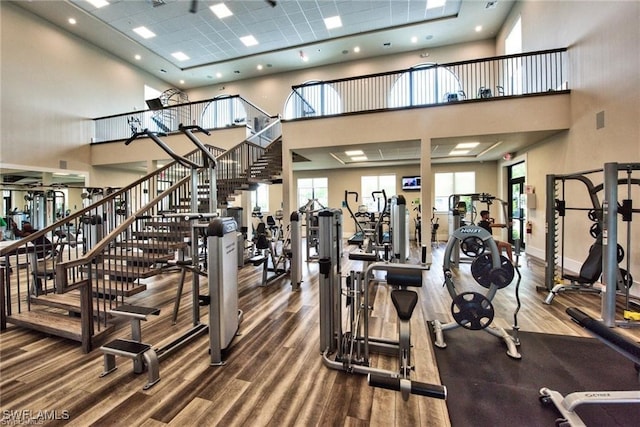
[367,374,447,400]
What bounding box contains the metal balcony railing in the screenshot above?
[93,95,275,143]
[286,48,568,119]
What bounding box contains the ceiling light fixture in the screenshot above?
[133,26,156,39]
[134,54,141,60]
[210,3,233,19]
[475,25,483,32]
[257,64,263,70]
[411,36,418,43]
[345,150,364,156]
[449,149,470,156]
[240,35,258,47]
[426,0,446,10]
[353,46,360,53]
[171,51,190,61]
[87,0,109,8]
[299,50,308,62]
[455,142,480,149]
[68,18,77,25]
[324,15,342,30]
[351,156,368,162]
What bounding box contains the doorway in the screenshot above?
[508,162,526,249]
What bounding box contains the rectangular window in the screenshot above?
[361,175,396,212]
[252,183,269,213]
[297,177,328,209]
[434,171,475,212]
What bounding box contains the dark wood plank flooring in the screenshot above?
[1,242,638,426]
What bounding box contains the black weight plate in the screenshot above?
[589,223,601,239]
[461,236,485,257]
[619,268,633,289]
[490,256,515,289]
[471,254,514,289]
[617,244,625,264]
[470,253,493,287]
[451,292,495,330]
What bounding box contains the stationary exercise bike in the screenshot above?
[317,208,447,401]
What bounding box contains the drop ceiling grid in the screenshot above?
[67,0,461,70]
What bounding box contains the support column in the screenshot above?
[420,137,432,266]
[601,162,618,327]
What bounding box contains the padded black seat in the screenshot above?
[391,290,418,321]
[563,240,602,284]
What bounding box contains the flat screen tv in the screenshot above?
[402,176,421,191]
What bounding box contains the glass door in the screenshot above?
[508,162,526,249]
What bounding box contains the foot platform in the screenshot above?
[100,338,160,390]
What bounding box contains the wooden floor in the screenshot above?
[1,241,639,426]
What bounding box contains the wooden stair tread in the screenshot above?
[7,310,114,343]
[114,241,187,250]
[30,291,120,317]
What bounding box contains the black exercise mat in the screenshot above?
[429,326,639,426]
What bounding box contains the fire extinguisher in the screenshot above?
[526,221,532,234]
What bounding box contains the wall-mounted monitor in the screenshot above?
[402,176,421,191]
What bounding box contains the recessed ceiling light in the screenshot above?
[171,51,190,61]
[133,26,156,39]
[411,36,418,43]
[68,18,77,25]
[475,25,483,32]
[210,3,233,19]
[450,149,470,156]
[134,54,141,60]
[87,0,109,8]
[455,142,480,149]
[345,150,364,156]
[216,72,222,78]
[324,15,342,30]
[351,156,368,162]
[240,35,258,47]
[257,64,263,70]
[426,0,446,10]
[353,46,360,53]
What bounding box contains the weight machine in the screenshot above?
[99,127,241,388]
[299,198,325,261]
[317,208,447,401]
[389,195,409,263]
[432,224,521,358]
[448,193,509,267]
[543,163,639,322]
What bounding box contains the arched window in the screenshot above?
[284,81,342,119]
[201,95,247,129]
[389,64,463,107]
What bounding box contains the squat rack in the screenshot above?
[545,163,639,327]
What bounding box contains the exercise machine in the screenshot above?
[539,307,640,426]
[317,208,447,401]
[543,163,639,324]
[448,193,509,267]
[432,224,521,358]
[389,195,409,263]
[299,198,325,261]
[344,191,373,247]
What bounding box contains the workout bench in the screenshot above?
[99,304,161,390]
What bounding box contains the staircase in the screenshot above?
[0,120,282,352]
